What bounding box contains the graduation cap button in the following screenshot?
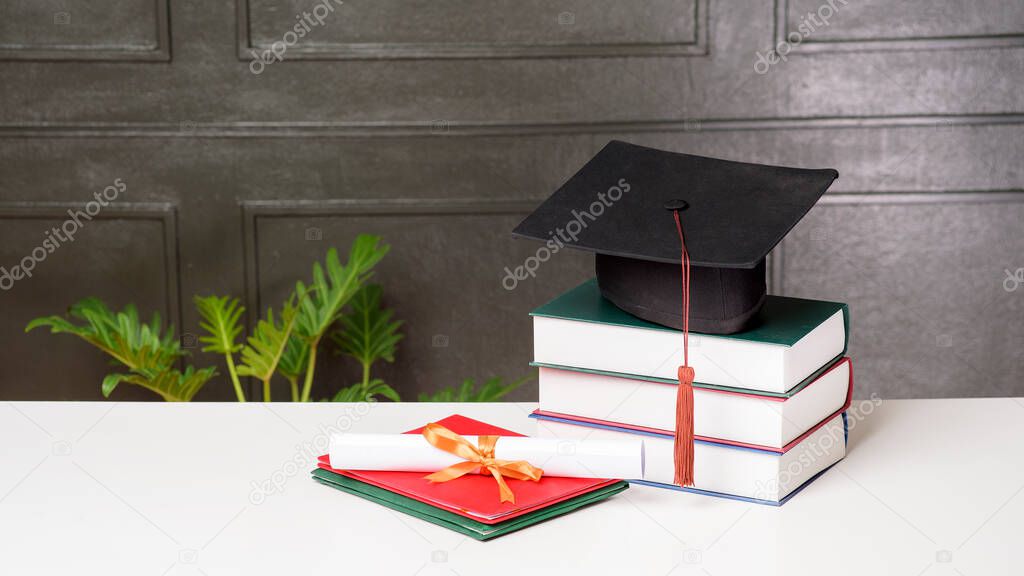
[663,199,689,212]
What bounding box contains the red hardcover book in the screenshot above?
[317,414,621,524]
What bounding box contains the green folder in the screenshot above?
[311,468,629,541]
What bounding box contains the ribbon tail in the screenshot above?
[486,466,516,504]
[496,461,544,482]
[673,366,695,487]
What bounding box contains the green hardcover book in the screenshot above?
[312,468,628,541]
[531,279,849,395]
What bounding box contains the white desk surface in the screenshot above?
[1,399,1021,576]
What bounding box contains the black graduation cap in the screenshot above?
[513,140,838,334]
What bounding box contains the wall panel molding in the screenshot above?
[770,190,1024,295]
[0,201,182,334]
[3,112,1023,139]
[240,197,536,326]
[773,0,1024,53]
[236,0,708,60]
[0,0,170,62]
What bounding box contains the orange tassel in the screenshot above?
[673,365,695,486]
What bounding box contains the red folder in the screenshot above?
[318,414,620,524]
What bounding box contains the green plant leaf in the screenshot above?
[102,373,126,398]
[103,365,217,402]
[277,336,309,383]
[329,284,403,369]
[26,298,182,374]
[294,236,389,343]
[326,378,400,403]
[236,295,299,383]
[25,298,215,401]
[277,335,309,402]
[194,295,244,354]
[194,294,246,401]
[294,236,390,402]
[417,375,532,402]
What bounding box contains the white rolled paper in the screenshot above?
[329,432,644,479]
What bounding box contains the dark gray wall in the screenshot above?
[1,0,1021,401]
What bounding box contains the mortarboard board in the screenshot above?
[512,140,838,335]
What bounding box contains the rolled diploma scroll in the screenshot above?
[329,433,644,479]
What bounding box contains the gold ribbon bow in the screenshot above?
[421,423,544,504]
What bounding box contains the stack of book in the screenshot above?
[529,279,852,505]
[314,414,629,540]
